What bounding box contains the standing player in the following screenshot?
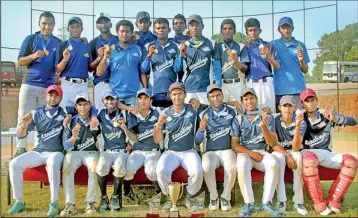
[271,17,310,110]
[55,17,96,107]
[15,11,62,157]
[8,85,64,216]
[215,19,249,102]
[96,89,138,212]
[195,84,237,211]
[171,14,190,44]
[60,93,100,216]
[244,18,280,112]
[133,11,157,49]
[153,82,204,211]
[231,88,281,217]
[300,88,357,215]
[141,18,182,108]
[89,12,119,110]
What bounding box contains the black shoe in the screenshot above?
[98,195,109,212]
[14,148,27,158]
[110,195,120,211]
[124,188,140,204]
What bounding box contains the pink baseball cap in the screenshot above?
[46,85,63,96]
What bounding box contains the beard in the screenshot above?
[105,103,116,111]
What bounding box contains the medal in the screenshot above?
[259,44,265,58]
[113,121,119,127]
[203,114,209,121]
[68,45,73,50]
[226,49,233,56]
[184,41,190,47]
[111,44,115,51]
[166,116,172,122]
[135,34,140,40]
[154,48,158,54]
[259,110,266,117]
[296,44,303,51]
[44,49,49,55]
[75,123,81,140]
[104,44,110,50]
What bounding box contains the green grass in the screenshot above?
[1,175,358,217]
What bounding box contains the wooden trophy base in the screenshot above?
[169,211,180,217]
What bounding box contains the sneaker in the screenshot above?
[85,202,96,214]
[238,203,255,216]
[162,196,172,212]
[276,201,286,213]
[14,148,27,158]
[98,195,109,212]
[60,202,76,217]
[47,202,60,217]
[220,197,232,211]
[110,195,121,211]
[7,201,25,214]
[328,202,341,213]
[184,194,195,210]
[260,202,282,217]
[293,203,308,216]
[124,188,140,204]
[320,206,332,216]
[208,197,219,211]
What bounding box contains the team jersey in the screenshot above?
[133,31,157,48]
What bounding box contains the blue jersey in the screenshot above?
[18,33,62,88]
[231,113,275,150]
[133,31,157,48]
[196,105,236,151]
[246,39,273,80]
[127,107,160,150]
[89,34,119,85]
[97,108,127,150]
[170,35,190,44]
[55,38,92,79]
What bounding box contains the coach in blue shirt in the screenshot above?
[271,17,310,110]
[133,11,157,49]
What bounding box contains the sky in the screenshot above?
[1,0,358,75]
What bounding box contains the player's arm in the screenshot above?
[121,122,139,143]
[153,114,167,143]
[236,46,249,73]
[292,113,306,152]
[97,45,111,76]
[326,110,357,127]
[17,111,34,138]
[55,44,71,73]
[260,115,277,147]
[63,121,78,151]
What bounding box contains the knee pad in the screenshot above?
[303,152,319,176]
[342,154,358,169]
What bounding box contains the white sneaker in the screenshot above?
[220,197,232,211]
[60,202,77,217]
[320,207,332,216]
[208,198,219,211]
[276,201,286,213]
[328,205,341,214]
[293,203,308,216]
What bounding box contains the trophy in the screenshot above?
[168,182,185,217]
[189,191,205,217]
[146,193,161,218]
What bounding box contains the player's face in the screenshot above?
[76,101,91,117]
[68,23,83,39]
[303,97,318,113]
[39,16,55,36]
[170,89,185,106]
[242,94,257,111]
[279,24,293,39]
[117,25,132,43]
[173,18,186,35]
[137,94,151,110]
[280,104,295,119]
[137,19,150,33]
[221,24,235,41]
[103,97,117,111]
[154,23,170,40]
[188,21,203,38]
[246,26,261,41]
[208,90,223,109]
[46,91,62,107]
[96,18,111,33]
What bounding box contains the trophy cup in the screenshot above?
[190,191,205,217]
[168,182,185,217]
[146,193,161,218]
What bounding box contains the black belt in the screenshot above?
[223,78,241,84]
[65,77,88,84]
[246,76,272,83]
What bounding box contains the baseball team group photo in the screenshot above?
[1,0,357,217]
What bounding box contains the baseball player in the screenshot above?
[215,19,249,102]
[300,88,357,215]
[123,88,162,204]
[96,89,138,212]
[271,95,308,215]
[8,85,64,216]
[171,14,190,44]
[244,18,280,112]
[231,87,281,217]
[141,18,182,108]
[153,82,205,211]
[55,17,96,108]
[15,11,62,157]
[89,12,119,110]
[60,93,101,216]
[133,11,157,49]
[195,84,237,211]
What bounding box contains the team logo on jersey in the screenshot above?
[84,53,89,57]
[225,114,234,120]
[172,123,193,142]
[133,53,139,57]
[55,115,64,122]
[316,121,326,128]
[184,111,194,119]
[202,46,210,52]
[148,115,157,122]
[52,47,56,51]
[168,48,176,54]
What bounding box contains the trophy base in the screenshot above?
[190,213,205,217]
[146,213,160,218]
[168,211,180,217]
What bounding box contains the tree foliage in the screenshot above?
[57,25,70,41]
[211,32,249,44]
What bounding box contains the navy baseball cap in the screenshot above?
[188,14,203,25]
[278,16,293,27]
[136,11,150,21]
[102,88,117,99]
[280,95,296,106]
[96,12,111,23]
[136,88,152,98]
[68,16,83,26]
[168,82,185,93]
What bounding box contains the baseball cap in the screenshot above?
[240,87,257,98]
[96,12,111,23]
[278,16,293,27]
[168,82,185,93]
[136,11,150,22]
[46,85,63,96]
[188,14,203,25]
[102,88,117,99]
[75,93,90,103]
[300,88,317,101]
[207,84,222,94]
[68,16,83,26]
[280,95,296,106]
[136,88,152,98]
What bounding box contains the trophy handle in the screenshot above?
[179,183,184,199]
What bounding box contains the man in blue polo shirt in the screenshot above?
[271,17,310,110]
[141,18,182,108]
[97,20,146,107]
[89,12,119,110]
[55,17,96,108]
[244,18,280,112]
[171,14,190,44]
[15,11,62,157]
[133,11,157,49]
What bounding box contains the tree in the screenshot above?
[305,23,358,83]
[211,32,249,44]
[57,24,69,41]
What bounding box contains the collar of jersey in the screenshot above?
[249,38,264,47]
[74,115,91,126]
[280,114,296,128]
[116,44,132,51]
[136,108,153,121]
[169,104,187,117]
[43,106,60,119]
[155,40,171,49]
[209,105,228,118]
[279,37,297,47]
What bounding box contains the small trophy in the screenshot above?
[146,193,161,218]
[190,191,205,217]
[168,182,185,217]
